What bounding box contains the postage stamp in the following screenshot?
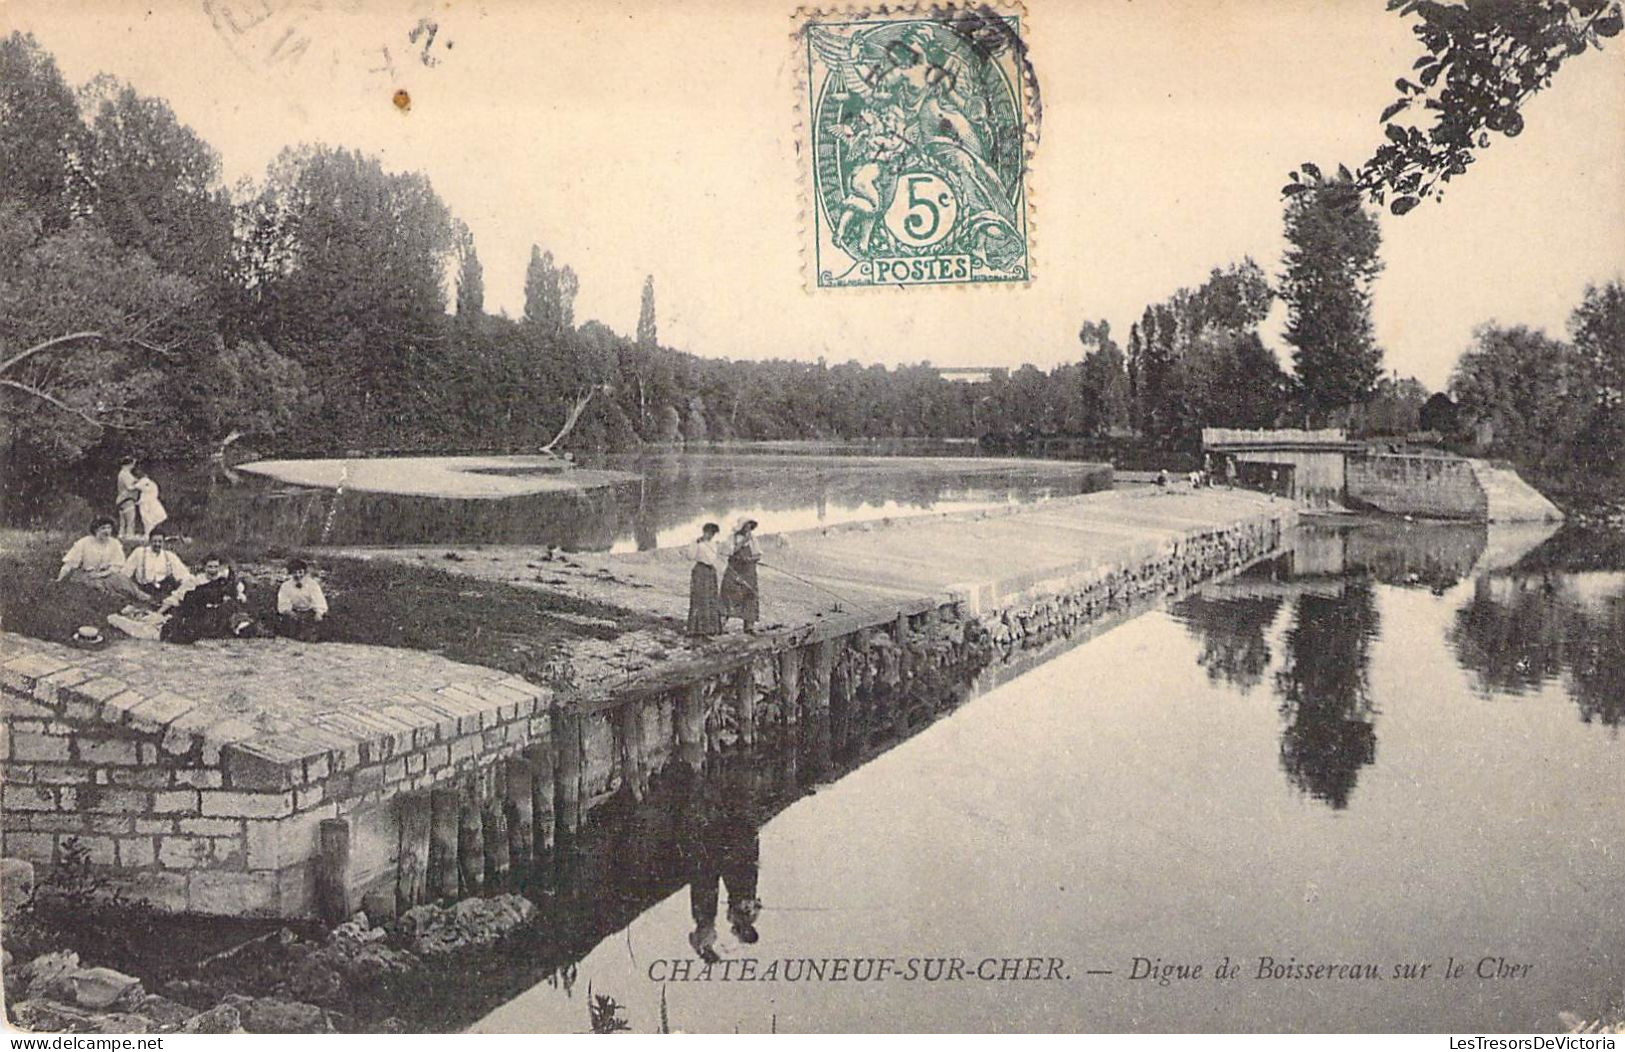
[798,4,1035,289]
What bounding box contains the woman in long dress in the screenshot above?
[686,523,724,637]
[133,467,167,537]
[720,519,761,634]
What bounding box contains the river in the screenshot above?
[463,519,1623,1033]
[1,451,1110,551]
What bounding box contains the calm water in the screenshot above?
[469,521,1623,1033]
[2,452,1108,551]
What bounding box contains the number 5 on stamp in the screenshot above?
[799,5,1035,289]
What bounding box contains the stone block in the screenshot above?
[350,765,385,793]
[117,837,156,867]
[133,818,173,834]
[109,768,172,789]
[0,722,8,760]
[11,732,70,763]
[3,784,56,812]
[79,787,149,814]
[33,764,92,785]
[1,696,56,720]
[303,754,331,783]
[72,834,117,866]
[34,667,92,704]
[70,677,133,704]
[199,718,256,766]
[294,784,325,811]
[188,871,278,916]
[222,746,297,791]
[157,836,214,869]
[201,790,294,819]
[125,692,198,734]
[102,870,188,912]
[76,737,141,766]
[383,758,407,784]
[178,817,243,837]
[151,789,201,815]
[6,831,55,863]
[174,769,224,789]
[98,691,143,724]
[244,805,333,870]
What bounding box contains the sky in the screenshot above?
[5,0,1623,391]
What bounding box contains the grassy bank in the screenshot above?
[0,528,666,684]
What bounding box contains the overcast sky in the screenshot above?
[7,0,1623,390]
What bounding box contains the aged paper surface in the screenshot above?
[1,0,1623,1038]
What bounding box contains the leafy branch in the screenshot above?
[1286,0,1622,215]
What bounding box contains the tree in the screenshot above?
[1449,323,1579,468]
[0,33,88,233]
[1570,280,1625,410]
[1076,320,1131,436]
[1565,280,1625,483]
[1296,1,1624,214]
[78,76,234,300]
[172,339,319,451]
[1419,391,1460,434]
[1280,169,1385,423]
[522,245,577,338]
[0,207,201,463]
[454,223,484,320]
[236,145,456,434]
[636,275,658,349]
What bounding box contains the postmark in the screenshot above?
[202,0,446,82]
[798,4,1036,289]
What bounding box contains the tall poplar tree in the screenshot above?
[1280,169,1384,424]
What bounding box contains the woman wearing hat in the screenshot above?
[686,523,725,637]
[720,519,761,634]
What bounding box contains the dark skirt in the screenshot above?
[720,557,759,623]
[687,563,722,636]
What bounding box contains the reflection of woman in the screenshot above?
[720,519,761,634]
[686,523,724,637]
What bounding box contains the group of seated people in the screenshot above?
[56,516,329,645]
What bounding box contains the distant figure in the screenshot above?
[56,517,146,600]
[1156,469,1169,489]
[132,466,167,538]
[686,523,725,637]
[122,528,191,602]
[115,457,140,539]
[159,555,249,644]
[720,519,761,634]
[276,558,328,641]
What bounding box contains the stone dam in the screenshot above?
[0,488,1297,920]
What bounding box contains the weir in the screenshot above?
[0,488,1296,920]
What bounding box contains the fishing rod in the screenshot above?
[756,560,891,615]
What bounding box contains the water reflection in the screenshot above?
[1451,572,1625,728]
[1274,585,1381,809]
[2,452,1109,551]
[1172,519,1618,811]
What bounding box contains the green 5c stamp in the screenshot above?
[800,5,1034,288]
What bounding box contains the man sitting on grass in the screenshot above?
[276,558,328,641]
[122,528,191,602]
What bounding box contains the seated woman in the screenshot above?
[158,555,249,644]
[275,558,328,641]
[56,517,148,601]
[121,528,191,603]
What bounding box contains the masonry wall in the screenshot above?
[0,644,552,917]
[1346,454,1487,520]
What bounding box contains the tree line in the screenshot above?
[2,22,1620,506]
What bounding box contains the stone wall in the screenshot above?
[978,507,1293,646]
[1346,454,1488,520]
[0,640,553,917]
